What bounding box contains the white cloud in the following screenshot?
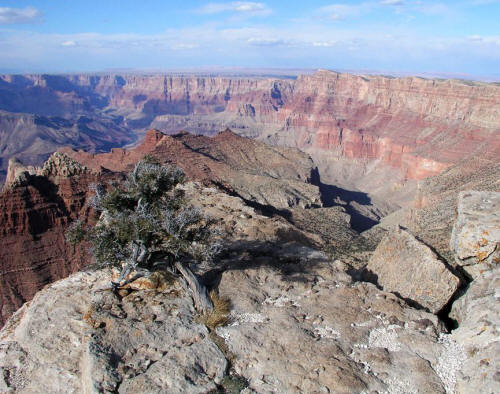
[172,43,199,50]
[380,0,404,5]
[467,35,500,45]
[0,7,42,24]
[198,2,271,16]
[312,41,337,47]
[468,34,483,41]
[319,3,372,21]
[61,40,77,47]
[246,37,288,46]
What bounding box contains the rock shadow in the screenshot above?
[200,237,329,290]
[319,183,379,232]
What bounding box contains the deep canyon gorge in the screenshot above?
[0,70,499,393]
[2,70,499,191]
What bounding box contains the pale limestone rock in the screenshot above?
[450,191,500,278]
[450,267,500,394]
[216,256,450,393]
[0,270,227,393]
[366,227,460,313]
[4,157,39,188]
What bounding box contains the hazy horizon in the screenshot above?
[1,67,499,83]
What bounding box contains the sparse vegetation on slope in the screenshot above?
[66,156,222,313]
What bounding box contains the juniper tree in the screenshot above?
[66,159,220,313]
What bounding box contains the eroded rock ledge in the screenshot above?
[0,189,498,393]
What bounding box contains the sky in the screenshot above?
[0,1,499,78]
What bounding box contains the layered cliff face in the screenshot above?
[0,109,135,184]
[0,129,322,325]
[267,71,500,195]
[0,154,98,325]
[1,70,498,195]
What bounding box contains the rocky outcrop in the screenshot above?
[0,180,497,393]
[4,158,39,187]
[0,153,99,326]
[373,156,500,264]
[0,183,324,393]
[0,235,459,393]
[0,130,322,326]
[364,190,500,392]
[0,269,228,393]
[366,227,460,313]
[216,255,456,393]
[62,129,322,210]
[449,267,500,393]
[450,191,500,278]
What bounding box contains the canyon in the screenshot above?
[1,70,499,196]
[0,69,499,392]
[1,70,499,326]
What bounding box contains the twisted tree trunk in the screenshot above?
[174,261,213,314]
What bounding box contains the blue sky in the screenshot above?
[0,1,499,77]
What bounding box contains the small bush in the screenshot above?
[65,158,222,313]
[199,290,231,331]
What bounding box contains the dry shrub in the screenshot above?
[199,290,231,331]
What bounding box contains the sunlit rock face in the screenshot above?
[1,70,499,190]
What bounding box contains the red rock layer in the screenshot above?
[276,70,500,180]
[61,129,318,188]
[1,70,499,181]
[0,169,97,325]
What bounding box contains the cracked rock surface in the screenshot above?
[216,253,454,393]
[0,270,227,393]
[450,267,500,393]
[450,191,500,279]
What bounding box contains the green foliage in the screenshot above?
[65,220,86,245]
[66,159,220,271]
[219,375,249,394]
[208,374,249,394]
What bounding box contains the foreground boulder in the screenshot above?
[450,267,500,393]
[450,191,500,279]
[0,270,227,393]
[366,227,460,313]
[0,255,465,393]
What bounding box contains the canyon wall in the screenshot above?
[0,70,499,327]
[1,70,499,191]
[0,109,135,182]
[0,153,97,324]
